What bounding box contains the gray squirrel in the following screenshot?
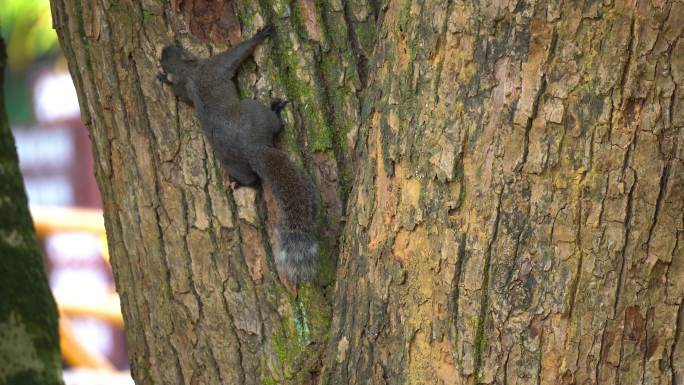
[158,25,319,291]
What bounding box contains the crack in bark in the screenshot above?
[473,191,504,379]
[671,300,684,385]
[206,198,249,383]
[309,2,365,204]
[617,16,636,101]
[447,231,466,363]
[536,326,544,385]
[431,0,455,104]
[340,0,376,91]
[640,307,653,385]
[517,30,558,173]
[567,195,584,319]
[646,162,671,255]
[613,169,636,318]
[566,157,590,318]
[615,305,630,385]
[502,347,510,385]
[595,323,608,383]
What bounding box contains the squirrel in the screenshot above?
[158,25,319,292]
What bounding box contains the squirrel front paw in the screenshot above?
[157,71,172,85]
[256,24,275,39]
[270,99,288,115]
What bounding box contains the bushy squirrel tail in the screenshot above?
[247,145,319,289]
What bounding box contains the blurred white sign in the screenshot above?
[33,72,80,123]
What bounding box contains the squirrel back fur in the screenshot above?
[159,26,320,291]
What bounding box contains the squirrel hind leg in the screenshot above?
[224,163,259,187]
[267,100,286,135]
[241,99,283,137]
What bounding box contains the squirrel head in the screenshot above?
[160,45,197,78]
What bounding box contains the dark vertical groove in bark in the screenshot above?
[616,304,630,384]
[448,231,466,340]
[613,167,636,317]
[431,0,454,103]
[473,192,503,378]
[518,30,557,172]
[595,325,608,384]
[640,308,653,385]
[672,300,684,385]
[617,16,636,100]
[646,162,671,251]
[536,329,544,385]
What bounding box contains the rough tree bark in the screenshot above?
[0,37,64,385]
[51,1,683,384]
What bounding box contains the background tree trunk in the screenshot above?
[52,1,683,385]
[0,37,64,385]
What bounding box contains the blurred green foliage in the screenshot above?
[1,0,61,123]
[0,0,59,71]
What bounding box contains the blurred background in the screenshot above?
[2,1,131,384]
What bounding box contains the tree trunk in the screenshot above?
[51,1,683,384]
[0,37,64,385]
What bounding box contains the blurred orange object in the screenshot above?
[31,205,123,371]
[59,311,116,371]
[57,293,124,328]
[31,205,109,260]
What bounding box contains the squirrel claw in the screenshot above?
[157,72,172,84]
[257,24,275,38]
[270,99,288,115]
